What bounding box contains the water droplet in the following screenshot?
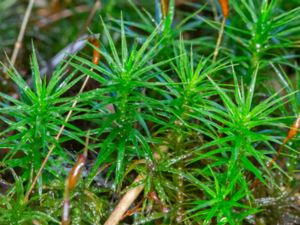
[246,23,253,30]
[255,43,261,52]
[58,81,67,89]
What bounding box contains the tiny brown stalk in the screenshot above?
[161,0,169,18]
[61,132,90,225]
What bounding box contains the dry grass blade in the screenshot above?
[212,0,229,63]
[36,5,91,28]
[104,175,145,225]
[212,17,226,63]
[10,0,36,69]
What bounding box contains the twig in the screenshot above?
[212,0,228,63]
[39,0,101,76]
[37,5,91,28]
[10,0,36,68]
[68,0,101,63]
[104,175,145,225]
[81,1,101,34]
[104,149,166,225]
[212,17,226,63]
[210,0,218,21]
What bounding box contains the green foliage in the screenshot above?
[0,49,83,191]
[226,0,300,70]
[0,171,59,225]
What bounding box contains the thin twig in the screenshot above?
[104,175,145,225]
[81,1,101,34]
[37,5,91,28]
[10,0,36,68]
[69,0,101,59]
[212,17,226,63]
[210,0,218,21]
[104,150,166,225]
